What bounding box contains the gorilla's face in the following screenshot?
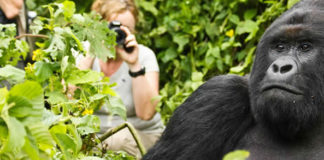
[249,8,324,139]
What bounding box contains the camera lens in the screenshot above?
[108,21,134,53]
[108,21,126,46]
[114,29,126,45]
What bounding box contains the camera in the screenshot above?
[108,21,134,53]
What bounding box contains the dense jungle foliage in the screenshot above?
[135,0,300,123]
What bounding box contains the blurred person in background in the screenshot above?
[77,0,164,158]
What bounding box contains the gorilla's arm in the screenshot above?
[143,75,254,160]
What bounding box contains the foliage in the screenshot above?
[135,0,300,123]
[0,24,29,67]
[0,1,134,159]
[223,150,249,160]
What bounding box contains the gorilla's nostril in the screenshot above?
[273,64,279,73]
[280,65,293,74]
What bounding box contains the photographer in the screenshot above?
[77,0,164,158]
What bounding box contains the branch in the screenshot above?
[15,34,49,39]
[99,122,147,156]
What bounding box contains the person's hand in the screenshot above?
[116,26,140,71]
[0,0,24,19]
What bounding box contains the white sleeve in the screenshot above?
[138,44,159,72]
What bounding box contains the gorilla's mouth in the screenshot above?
[261,83,303,95]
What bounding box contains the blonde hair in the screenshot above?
[91,0,138,23]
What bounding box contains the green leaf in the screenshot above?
[0,88,8,112]
[102,85,117,96]
[287,0,300,9]
[66,125,82,153]
[89,94,107,102]
[106,96,127,120]
[139,1,158,16]
[34,61,53,82]
[65,69,102,85]
[28,123,54,151]
[71,13,116,60]
[71,115,100,135]
[61,56,69,76]
[46,91,68,105]
[0,65,25,84]
[54,133,76,160]
[160,47,177,63]
[173,35,189,52]
[50,124,67,135]
[0,115,26,154]
[223,150,250,160]
[244,9,257,20]
[62,1,76,19]
[191,72,203,82]
[8,96,33,118]
[236,20,259,35]
[229,15,240,24]
[9,81,44,123]
[22,136,40,160]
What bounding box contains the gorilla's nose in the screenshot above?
[267,57,297,80]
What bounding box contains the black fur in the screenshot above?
[144,0,324,159]
[144,75,254,160]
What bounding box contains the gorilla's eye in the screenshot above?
[299,42,313,52]
[275,44,285,52]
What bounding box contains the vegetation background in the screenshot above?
[0,0,299,159]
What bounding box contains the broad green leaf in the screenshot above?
[102,85,117,96]
[229,15,240,24]
[173,35,189,52]
[8,96,33,118]
[44,28,66,55]
[160,47,177,63]
[62,1,76,19]
[0,65,25,84]
[22,136,40,160]
[244,9,257,20]
[34,61,53,82]
[236,20,259,35]
[0,115,26,154]
[61,56,69,75]
[105,96,127,120]
[67,125,82,153]
[0,88,8,112]
[223,150,249,160]
[9,81,44,111]
[46,91,68,105]
[9,81,44,124]
[54,133,76,160]
[205,22,219,39]
[65,69,101,85]
[0,124,8,139]
[71,13,116,60]
[191,72,203,82]
[28,123,54,151]
[139,1,158,16]
[42,109,61,127]
[71,115,100,135]
[89,94,107,102]
[50,124,67,135]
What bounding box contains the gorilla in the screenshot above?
[143,0,324,160]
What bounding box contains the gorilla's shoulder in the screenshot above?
[179,74,249,112]
[145,75,253,160]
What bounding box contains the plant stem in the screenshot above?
[99,122,147,156]
[15,34,49,39]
